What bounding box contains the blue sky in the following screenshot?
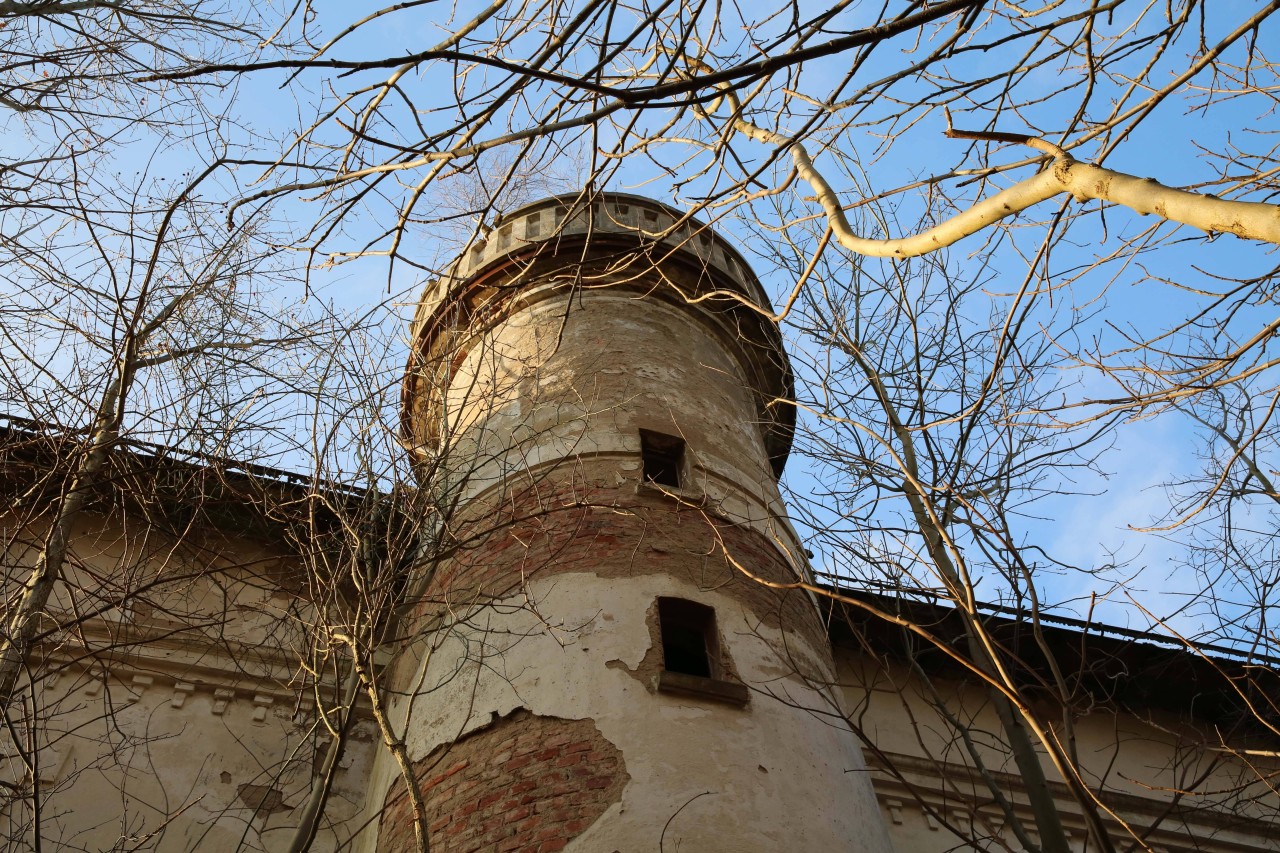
[6,0,1278,645]
[277,1,1280,643]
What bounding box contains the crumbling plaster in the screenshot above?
[375,193,892,851]
[434,288,810,575]
[362,570,891,852]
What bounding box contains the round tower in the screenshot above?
[376,194,892,852]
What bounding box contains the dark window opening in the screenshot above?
[658,598,716,679]
[640,429,685,488]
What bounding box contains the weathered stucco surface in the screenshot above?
[430,288,804,562]
[834,641,1280,852]
[370,570,888,852]
[373,195,894,851]
[1,509,377,851]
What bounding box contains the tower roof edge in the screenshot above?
[402,193,796,474]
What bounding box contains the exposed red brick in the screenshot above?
[410,464,830,666]
[378,709,628,852]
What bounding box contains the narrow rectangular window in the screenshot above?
[658,597,715,679]
[639,429,684,488]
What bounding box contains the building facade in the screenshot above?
[1,195,1276,852]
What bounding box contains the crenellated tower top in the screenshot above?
[401,192,795,474]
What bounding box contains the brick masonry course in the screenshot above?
[378,709,628,853]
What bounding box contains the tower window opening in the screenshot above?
[640,429,685,488]
[658,598,716,679]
